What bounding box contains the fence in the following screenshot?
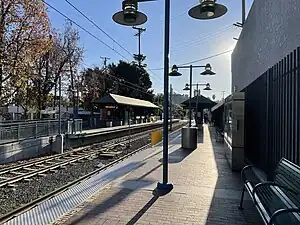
[0,119,82,145]
[244,46,300,177]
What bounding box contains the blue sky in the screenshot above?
[46,0,254,100]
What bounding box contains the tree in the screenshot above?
[171,104,186,119]
[153,93,164,107]
[29,21,83,115]
[80,67,116,113]
[108,61,154,101]
[0,0,51,106]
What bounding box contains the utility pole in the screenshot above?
[133,27,146,66]
[101,56,110,68]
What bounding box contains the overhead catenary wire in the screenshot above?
[64,0,133,58]
[50,0,165,89]
[170,28,237,57]
[179,49,233,66]
[42,0,130,61]
[170,25,234,51]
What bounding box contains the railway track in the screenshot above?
[0,127,159,189]
[0,123,186,224]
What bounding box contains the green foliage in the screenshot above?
[108,61,154,101]
[81,61,154,112]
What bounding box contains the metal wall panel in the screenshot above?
[244,47,300,176]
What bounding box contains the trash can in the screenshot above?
[181,127,198,150]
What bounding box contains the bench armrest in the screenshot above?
[252,182,298,206]
[269,208,300,225]
[241,165,258,182]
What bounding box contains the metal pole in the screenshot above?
[58,75,62,135]
[170,84,172,131]
[128,108,131,148]
[196,83,199,127]
[189,65,192,127]
[162,0,170,185]
[242,0,246,25]
[138,30,141,57]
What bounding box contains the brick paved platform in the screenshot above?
[54,125,262,225]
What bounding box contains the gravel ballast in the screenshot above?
[0,123,185,217]
[0,136,149,217]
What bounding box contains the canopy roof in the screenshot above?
[211,99,225,112]
[181,95,217,109]
[94,94,159,109]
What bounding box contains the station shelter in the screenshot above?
[94,94,160,126]
[181,95,217,126]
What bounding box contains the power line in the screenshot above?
[179,49,233,66]
[64,0,133,58]
[42,0,130,61]
[82,63,154,95]
[170,25,233,51]
[59,1,164,90]
[171,28,236,57]
[171,32,234,58]
[149,49,233,71]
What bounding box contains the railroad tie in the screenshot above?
[10,171,26,176]
[35,164,47,168]
[7,184,18,188]
[37,173,47,177]
[23,168,38,172]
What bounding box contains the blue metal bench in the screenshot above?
[240,158,300,225]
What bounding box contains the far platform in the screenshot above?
[70,120,180,138]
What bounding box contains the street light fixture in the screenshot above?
[203,83,212,90]
[201,63,216,75]
[113,0,148,26]
[189,0,228,20]
[112,0,227,193]
[183,83,190,91]
[169,65,182,77]
[183,82,213,127]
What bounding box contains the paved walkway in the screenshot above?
[54,125,262,225]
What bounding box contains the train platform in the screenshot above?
[51,125,261,225]
[70,120,180,137]
[78,121,164,136]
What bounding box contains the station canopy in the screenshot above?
[94,94,159,109]
[181,95,217,109]
[211,99,225,112]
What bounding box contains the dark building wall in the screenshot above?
[243,47,300,177]
[232,0,300,92]
[232,0,300,176]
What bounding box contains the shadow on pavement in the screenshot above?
[159,147,194,164]
[66,161,164,225]
[125,194,159,225]
[204,126,263,225]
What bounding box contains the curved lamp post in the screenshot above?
[113,0,227,193]
[171,64,215,127]
[183,82,213,127]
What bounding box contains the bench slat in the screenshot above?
[242,158,300,225]
[272,187,300,218]
[275,159,300,194]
